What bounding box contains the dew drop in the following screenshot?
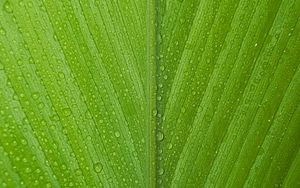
[21,139,27,145]
[46,183,51,188]
[50,114,60,121]
[93,162,103,173]
[159,168,164,175]
[61,164,67,170]
[115,131,120,138]
[25,167,32,173]
[3,1,13,13]
[62,108,71,117]
[38,102,45,109]
[58,72,65,79]
[75,168,82,175]
[181,108,186,113]
[17,59,23,66]
[0,27,6,36]
[157,131,164,141]
[32,92,40,100]
[152,109,158,116]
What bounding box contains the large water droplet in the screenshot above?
[152,109,157,116]
[157,131,164,141]
[159,168,164,175]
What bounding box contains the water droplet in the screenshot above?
[58,72,65,78]
[159,168,164,175]
[21,139,27,145]
[3,1,13,13]
[115,131,120,138]
[17,59,23,66]
[181,108,186,113]
[152,109,157,116]
[50,124,55,130]
[0,27,6,36]
[28,1,33,8]
[32,92,40,100]
[25,167,32,173]
[62,108,71,117]
[50,114,60,121]
[75,168,82,175]
[38,102,45,109]
[157,131,164,141]
[93,162,103,173]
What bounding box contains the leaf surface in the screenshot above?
[0,0,299,187]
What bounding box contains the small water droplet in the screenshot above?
[115,131,120,138]
[32,92,40,100]
[21,139,27,145]
[3,1,13,13]
[157,131,164,141]
[62,108,71,117]
[181,108,186,113]
[25,167,32,173]
[152,109,157,116]
[17,59,23,66]
[58,72,65,78]
[75,168,82,175]
[159,168,164,175]
[0,27,6,36]
[50,114,60,121]
[38,102,45,109]
[93,162,103,173]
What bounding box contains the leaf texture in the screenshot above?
[157,0,300,187]
[0,0,299,187]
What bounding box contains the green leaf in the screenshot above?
[0,0,299,187]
